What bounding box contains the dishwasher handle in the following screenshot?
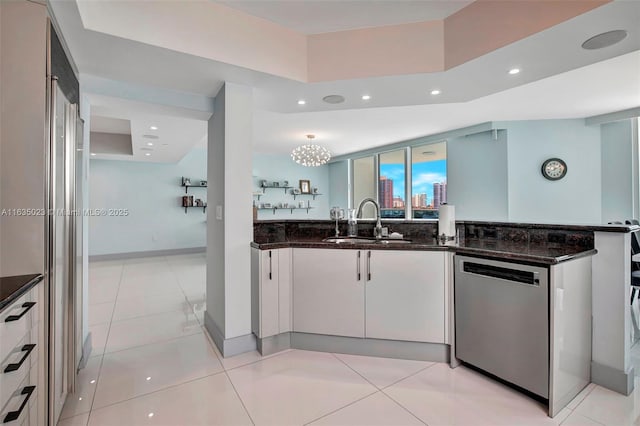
[460,261,540,286]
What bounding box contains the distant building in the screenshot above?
[379,176,394,208]
[392,197,405,208]
[412,193,427,208]
[433,182,447,208]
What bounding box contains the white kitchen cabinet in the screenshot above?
[366,250,445,342]
[293,248,365,337]
[292,248,445,343]
[0,281,42,426]
[251,248,291,339]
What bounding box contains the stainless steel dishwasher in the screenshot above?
[454,255,549,399]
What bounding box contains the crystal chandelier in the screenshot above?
[291,134,331,167]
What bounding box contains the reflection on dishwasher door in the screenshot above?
[454,255,549,399]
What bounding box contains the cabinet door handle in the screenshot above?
[367,251,371,281]
[4,302,36,323]
[268,251,272,280]
[357,251,361,281]
[3,344,36,373]
[3,386,35,423]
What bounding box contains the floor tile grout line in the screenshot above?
[86,368,229,414]
[98,327,203,358]
[86,260,125,424]
[302,389,381,426]
[379,362,438,391]
[379,388,430,426]
[329,352,381,389]
[222,348,294,373]
[567,384,597,412]
[222,369,257,426]
[106,303,199,326]
[329,353,430,426]
[99,330,215,360]
[559,411,606,426]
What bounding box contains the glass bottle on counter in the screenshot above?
[348,209,358,237]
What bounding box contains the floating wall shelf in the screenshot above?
[258,207,314,214]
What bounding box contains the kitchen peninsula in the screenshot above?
[251,219,635,417]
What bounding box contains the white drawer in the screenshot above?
[0,374,36,425]
[0,290,37,362]
[0,332,38,410]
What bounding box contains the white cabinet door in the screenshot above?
[365,250,445,343]
[251,249,280,338]
[278,248,292,333]
[293,248,365,338]
[251,248,292,339]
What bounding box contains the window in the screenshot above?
[411,142,447,219]
[379,150,406,219]
[351,141,447,220]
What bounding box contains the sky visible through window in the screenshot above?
[379,159,447,207]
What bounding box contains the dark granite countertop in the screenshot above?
[0,274,43,313]
[254,219,638,233]
[250,239,596,265]
[458,221,639,233]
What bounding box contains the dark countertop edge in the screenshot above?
[254,219,638,233]
[251,241,449,251]
[0,274,44,314]
[250,242,597,265]
[458,221,638,233]
[453,247,598,265]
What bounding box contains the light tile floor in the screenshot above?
[58,254,637,426]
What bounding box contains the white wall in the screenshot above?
[447,130,509,221]
[89,148,207,255]
[253,153,330,220]
[601,120,635,223]
[329,160,350,210]
[506,120,602,224]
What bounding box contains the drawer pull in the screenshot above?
[3,386,35,423]
[4,302,35,323]
[4,344,36,373]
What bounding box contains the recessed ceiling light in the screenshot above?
[90,380,96,384]
[362,95,371,100]
[508,68,520,75]
[150,126,158,130]
[297,100,306,105]
[430,90,441,95]
[146,142,154,146]
[144,153,151,157]
[90,153,96,156]
[323,95,345,104]
[146,377,151,381]
[148,413,154,418]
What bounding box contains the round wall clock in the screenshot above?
[541,158,567,181]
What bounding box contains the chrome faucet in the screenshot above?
[356,198,383,239]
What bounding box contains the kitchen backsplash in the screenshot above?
[254,219,595,249]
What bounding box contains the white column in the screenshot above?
[205,82,255,356]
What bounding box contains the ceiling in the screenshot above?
[215,0,473,34]
[48,0,640,161]
[88,94,207,163]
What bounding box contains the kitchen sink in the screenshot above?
[376,239,413,244]
[322,237,377,244]
[322,237,412,244]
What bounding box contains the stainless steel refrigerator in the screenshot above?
[46,26,84,424]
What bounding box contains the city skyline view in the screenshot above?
[379,159,447,209]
